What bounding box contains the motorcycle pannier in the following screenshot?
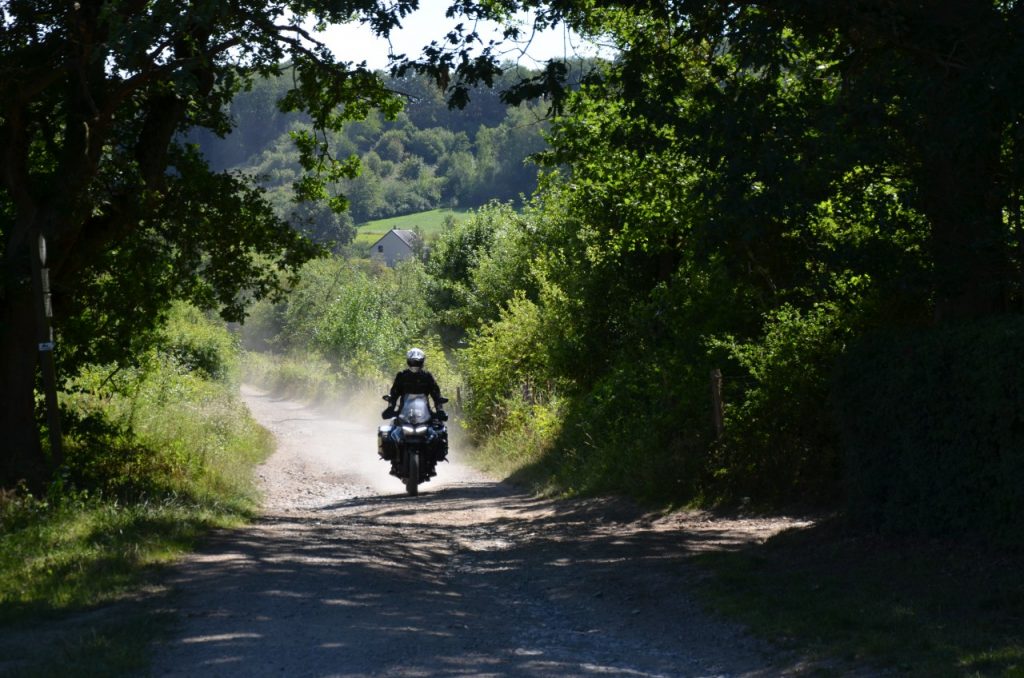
[378,424,397,460]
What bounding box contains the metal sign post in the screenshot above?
[30,232,63,468]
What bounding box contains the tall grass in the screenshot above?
[239,255,463,410]
[242,349,347,403]
[0,302,274,675]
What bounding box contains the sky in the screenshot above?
[313,0,611,70]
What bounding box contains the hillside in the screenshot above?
[353,209,472,247]
[191,67,560,248]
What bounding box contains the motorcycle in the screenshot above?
[378,393,448,496]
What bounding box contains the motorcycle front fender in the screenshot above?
[399,443,424,472]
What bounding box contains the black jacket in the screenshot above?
[389,368,444,410]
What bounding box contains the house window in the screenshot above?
[377,245,384,253]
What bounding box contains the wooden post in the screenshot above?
[710,368,724,439]
[30,233,63,468]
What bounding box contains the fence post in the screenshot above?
[710,368,724,439]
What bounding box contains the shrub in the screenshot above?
[709,301,854,505]
[460,293,552,434]
[61,304,271,506]
[243,255,441,390]
[834,316,1024,545]
[158,301,240,383]
[548,355,713,502]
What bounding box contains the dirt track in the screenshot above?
[147,385,833,677]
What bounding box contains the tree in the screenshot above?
[286,200,357,250]
[0,0,414,489]
[426,202,537,335]
[512,0,1024,321]
[414,1,1024,505]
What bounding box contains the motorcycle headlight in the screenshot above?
[414,424,428,435]
[401,424,415,435]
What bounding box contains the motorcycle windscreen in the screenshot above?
[399,394,432,424]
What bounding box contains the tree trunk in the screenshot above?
[0,292,49,492]
[918,98,1009,323]
[927,179,1008,323]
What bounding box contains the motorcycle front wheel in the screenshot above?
[405,450,419,496]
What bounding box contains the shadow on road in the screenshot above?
[148,386,828,676]
[151,479,795,677]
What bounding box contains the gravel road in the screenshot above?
[147,385,829,677]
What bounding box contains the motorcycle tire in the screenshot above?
[405,451,419,496]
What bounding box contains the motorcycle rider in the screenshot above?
[383,347,448,420]
[382,348,448,472]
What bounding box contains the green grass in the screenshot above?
[0,497,249,623]
[242,349,346,400]
[353,208,471,246]
[693,520,1024,677]
[0,496,236,676]
[0,604,174,678]
[0,307,275,676]
[0,495,260,676]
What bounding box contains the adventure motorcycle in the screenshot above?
[378,393,448,496]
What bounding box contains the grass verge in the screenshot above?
[0,496,239,677]
[457,400,567,496]
[692,519,1024,677]
[242,349,347,401]
[0,304,274,676]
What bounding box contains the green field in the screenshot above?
[353,208,471,247]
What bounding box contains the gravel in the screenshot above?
[146,385,853,677]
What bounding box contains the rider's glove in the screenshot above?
[382,406,396,419]
[435,409,448,421]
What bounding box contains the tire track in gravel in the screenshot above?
[147,385,857,677]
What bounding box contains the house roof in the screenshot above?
[391,229,419,247]
[368,228,420,250]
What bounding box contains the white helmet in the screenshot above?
[406,347,425,369]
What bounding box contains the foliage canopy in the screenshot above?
[420,1,1024,534]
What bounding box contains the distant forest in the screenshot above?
[191,65,562,246]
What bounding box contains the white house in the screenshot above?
[368,228,420,267]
